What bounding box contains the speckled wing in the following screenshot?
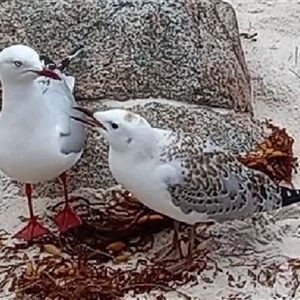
[36,73,86,155]
[160,132,282,222]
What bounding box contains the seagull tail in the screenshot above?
[281,186,300,207]
[57,45,84,72]
[40,45,84,73]
[40,54,56,69]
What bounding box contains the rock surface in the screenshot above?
[0,0,252,112]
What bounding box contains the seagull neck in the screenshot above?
[117,129,157,161]
[1,81,45,114]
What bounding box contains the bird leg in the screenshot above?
[173,220,181,255]
[152,220,182,262]
[187,224,196,264]
[14,183,49,241]
[53,172,82,232]
[164,225,200,273]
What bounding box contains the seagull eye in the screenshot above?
[13,61,23,68]
[111,122,119,129]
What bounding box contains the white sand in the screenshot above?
[2,0,300,299]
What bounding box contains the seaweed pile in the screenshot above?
[238,120,298,185]
[2,195,210,300]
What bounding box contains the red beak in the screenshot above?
[36,67,61,80]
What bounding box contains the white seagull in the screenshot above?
[72,107,300,262]
[0,45,85,241]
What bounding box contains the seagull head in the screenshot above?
[0,45,61,84]
[72,107,153,152]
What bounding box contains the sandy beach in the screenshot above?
[1,0,300,299]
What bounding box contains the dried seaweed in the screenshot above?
[14,255,204,300]
[238,120,298,184]
[2,191,208,300]
[288,258,300,297]
[44,190,174,261]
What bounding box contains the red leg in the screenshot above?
[14,183,49,241]
[53,172,82,232]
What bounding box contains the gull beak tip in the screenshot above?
[37,67,61,80]
[71,106,103,128]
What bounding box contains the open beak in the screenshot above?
[71,106,106,130]
[35,67,61,80]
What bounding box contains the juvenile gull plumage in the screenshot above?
[72,107,300,261]
[0,45,85,240]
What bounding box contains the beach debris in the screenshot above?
[240,32,258,42]
[238,120,298,184]
[13,255,202,300]
[288,258,300,297]
[42,244,62,257]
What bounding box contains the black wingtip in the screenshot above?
[57,45,84,72]
[281,186,300,207]
[40,54,57,70]
[39,45,84,73]
[68,44,84,57]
